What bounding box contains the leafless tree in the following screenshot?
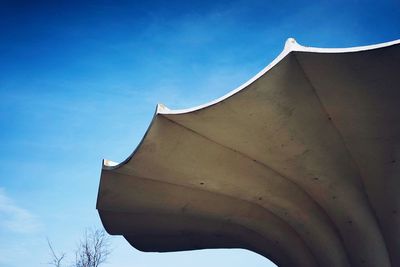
[74,228,111,267]
[47,228,111,267]
[47,238,66,267]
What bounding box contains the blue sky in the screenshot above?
[0,0,399,266]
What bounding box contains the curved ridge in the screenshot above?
[159,51,394,265]
[101,114,350,265]
[292,51,391,263]
[98,170,319,266]
[157,38,400,115]
[293,44,400,265]
[158,114,351,265]
[103,38,400,171]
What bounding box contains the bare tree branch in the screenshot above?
[47,237,66,267]
[47,228,111,267]
[74,228,111,267]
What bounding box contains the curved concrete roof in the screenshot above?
[97,38,400,267]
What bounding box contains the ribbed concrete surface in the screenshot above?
[97,39,400,267]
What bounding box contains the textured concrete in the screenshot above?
[97,39,400,266]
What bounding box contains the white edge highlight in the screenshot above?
[157,37,400,115]
[102,37,400,169]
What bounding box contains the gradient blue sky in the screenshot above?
[0,1,399,266]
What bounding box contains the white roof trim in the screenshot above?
[156,38,400,115]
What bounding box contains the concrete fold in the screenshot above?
[97,38,400,267]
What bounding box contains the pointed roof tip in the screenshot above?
[284,38,301,51]
[156,103,170,114]
[103,159,119,167]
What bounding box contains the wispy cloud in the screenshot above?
[0,188,41,234]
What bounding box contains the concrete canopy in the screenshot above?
[97,38,400,267]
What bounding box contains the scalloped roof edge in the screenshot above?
[102,37,400,169]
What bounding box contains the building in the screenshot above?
[97,39,400,267]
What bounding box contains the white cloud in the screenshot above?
[0,188,41,234]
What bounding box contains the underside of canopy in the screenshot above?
[97,38,400,267]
